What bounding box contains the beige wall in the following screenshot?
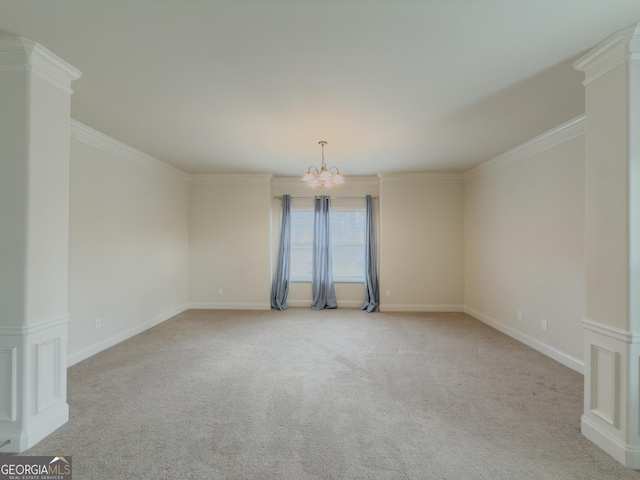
[68,138,189,364]
[379,177,465,311]
[189,177,272,309]
[464,134,585,363]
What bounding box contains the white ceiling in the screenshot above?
[1,1,639,176]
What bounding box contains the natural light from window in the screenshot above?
[290,206,365,282]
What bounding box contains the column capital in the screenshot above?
[574,22,640,85]
[0,35,81,92]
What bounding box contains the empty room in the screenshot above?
[2,1,640,478]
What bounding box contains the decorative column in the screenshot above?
[574,23,640,468]
[0,36,81,452]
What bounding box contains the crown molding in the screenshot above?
[70,112,584,186]
[0,36,81,93]
[463,115,585,182]
[378,173,463,184]
[271,175,379,187]
[574,23,640,85]
[190,173,273,184]
[71,120,272,184]
[70,120,190,182]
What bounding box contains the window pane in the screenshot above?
[290,211,313,280]
[331,244,364,278]
[289,207,365,282]
[331,210,365,280]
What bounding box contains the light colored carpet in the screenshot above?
[17,309,640,479]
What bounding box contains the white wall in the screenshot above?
[379,175,465,311]
[67,134,189,365]
[189,176,272,309]
[271,177,379,308]
[464,123,585,370]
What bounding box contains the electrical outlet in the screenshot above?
[218,288,223,295]
[386,289,391,297]
[517,310,523,321]
[541,319,548,331]
[95,317,102,329]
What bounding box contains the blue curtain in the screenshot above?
[311,195,337,310]
[271,195,292,310]
[361,195,380,312]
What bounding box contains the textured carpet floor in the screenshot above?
[17,309,640,479]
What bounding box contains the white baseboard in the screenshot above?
[582,415,640,469]
[1,403,69,453]
[188,302,271,310]
[381,304,464,312]
[67,304,188,367]
[25,403,69,453]
[464,306,584,374]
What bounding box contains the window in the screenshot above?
[290,208,314,281]
[330,208,366,281]
[290,201,366,282]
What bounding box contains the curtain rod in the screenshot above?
[273,195,378,200]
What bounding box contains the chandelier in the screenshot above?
[302,141,344,187]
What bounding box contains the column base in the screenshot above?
[0,316,69,453]
[1,402,69,453]
[582,415,640,469]
[582,319,640,469]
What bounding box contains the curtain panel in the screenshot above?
[361,194,380,312]
[311,195,337,310]
[270,194,292,310]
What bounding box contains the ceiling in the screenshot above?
[1,1,639,176]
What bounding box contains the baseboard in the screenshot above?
[67,304,188,367]
[26,402,69,452]
[464,306,584,374]
[381,304,464,312]
[188,302,271,310]
[1,403,68,453]
[582,415,640,469]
